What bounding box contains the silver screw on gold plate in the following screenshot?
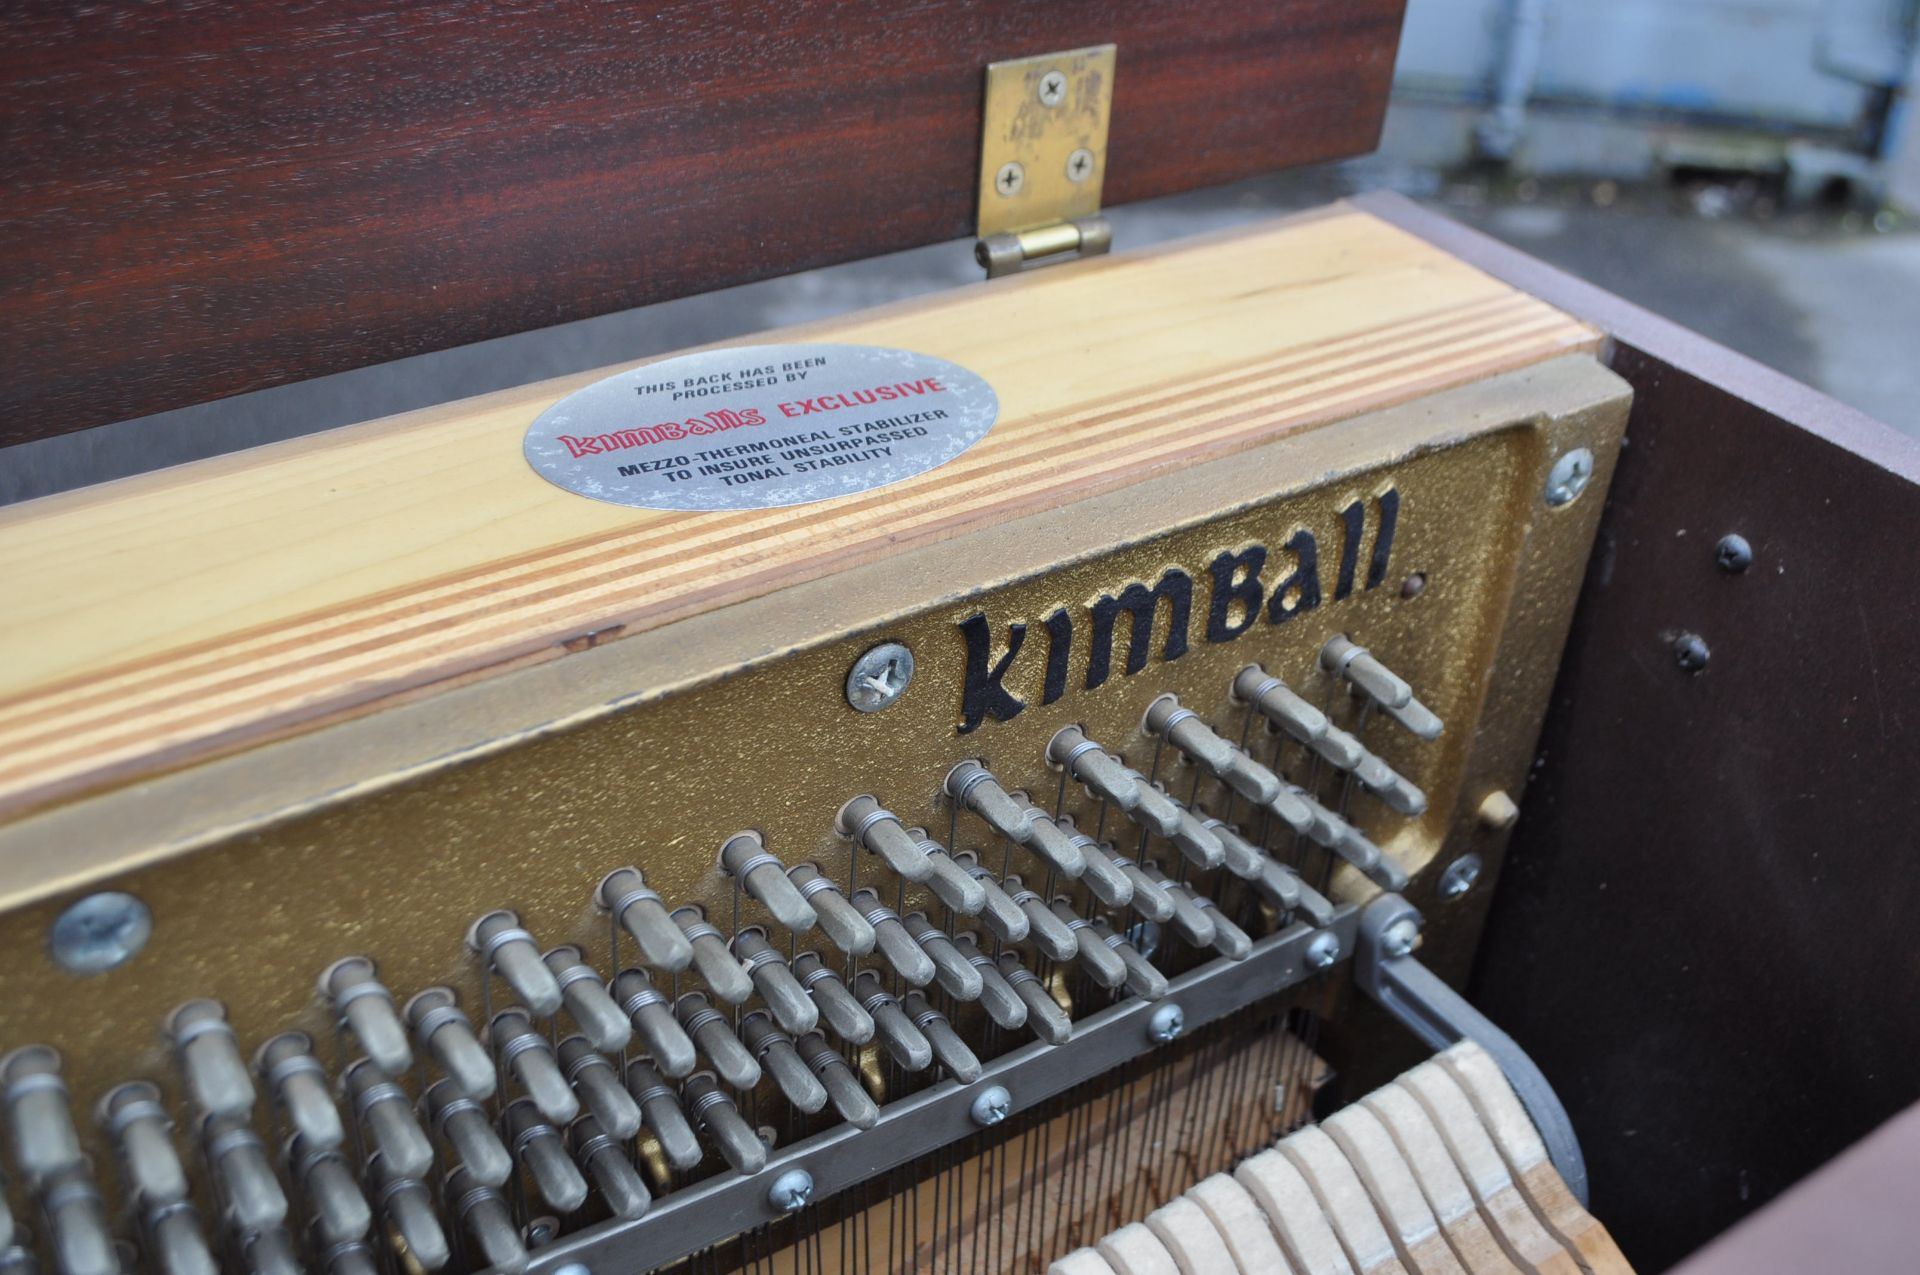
[847,642,914,713]
[1038,71,1067,107]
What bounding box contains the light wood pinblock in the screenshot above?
[0,206,1595,817]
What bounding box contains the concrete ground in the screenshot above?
[4,121,1918,504]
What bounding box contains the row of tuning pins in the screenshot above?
[0,637,1439,1275]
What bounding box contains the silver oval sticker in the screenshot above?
[523,343,1000,511]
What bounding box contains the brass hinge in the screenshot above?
[975,45,1116,278]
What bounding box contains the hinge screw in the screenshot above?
[1544,448,1595,507]
[1147,1003,1185,1044]
[1037,71,1067,107]
[970,1084,1012,1127]
[1305,932,1341,971]
[994,162,1025,197]
[1066,148,1095,183]
[767,1168,814,1213]
[846,642,914,713]
[1381,916,1421,958]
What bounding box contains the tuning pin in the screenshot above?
[39,1168,116,1275]
[788,953,876,1045]
[674,993,761,1091]
[556,1037,642,1141]
[342,1060,433,1181]
[1233,666,1333,745]
[318,958,412,1075]
[96,1082,187,1207]
[902,913,984,1001]
[1250,856,1304,911]
[598,868,694,972]
[997,956,1072,1045]
[1199,818,1267,880]
[1058,818,1134,908]
[951,933,1028,1030]
[571,1116,651,1220]
[731,928,820,1036]
[739,1013,828,1114]
[945,763,1086,878]
[671,907,755,1004]
[1310,720,1368,771]
[1299,800,1408,889]
[324,1238,390,1275]
[467,911,563,1017]
[1143,696,1284,805]
[849,890,937,987]
[796,1035,879,1129]
[502,1101,588,1214]
[1189,893,1253,960]
[446,1168,528,1275]
[1005,877,1077,960]
[1165,802,1227,871]
[488,1010,579,1125]
[404,988,496,1100]
[238,1226,301,1275]
[1051,899,1125,989]
[1291,877,1337,928]
[1266,784,1317,836]
[909,834,990,914]
[1105,849,1176,922]
[784,863,877,956]
[719,833,819,932]
[1089,919,1169,1000]
[1322,636,1443,739]
[851,972,933,1071]
[2,1047,84,1185]
[681,1074,767,1174]
[144,1201,215,1275]
[610,968,699,1078]
[1044,727,1157,820]
[202,1116,288,1231]
[837,797,937,882]
[898,993,983,1083]
[1142,865,1216,948]
[164,1001,255,1121]
[952,853,1030,942]
[624,1061,703,1171]
[542,946,632,1054]
[288,1135,371,1247]
[253,1032,343,1151]
[425,1081,512,1188]
[1350,752,1428,817]
[367,1158,450,1272]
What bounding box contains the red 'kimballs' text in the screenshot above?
[776,378,946,417]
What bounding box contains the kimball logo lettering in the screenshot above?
[956,489,1401,734]
[557,407,767,459]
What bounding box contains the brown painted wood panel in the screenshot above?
[1355,191,1920,1272]
[0,1,1406,445]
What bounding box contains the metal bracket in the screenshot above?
[975,45,1116,277]
[1353,893,1591,1206]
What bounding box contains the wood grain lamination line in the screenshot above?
[0,214,1596,815]
[0,288,1544,731]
